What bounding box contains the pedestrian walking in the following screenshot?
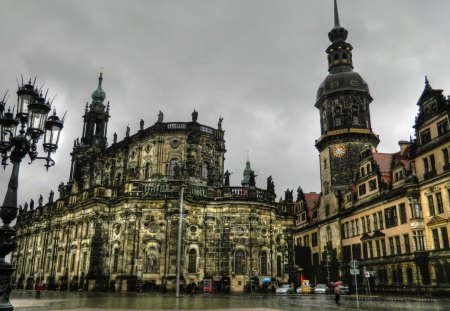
[35,282,42,299]
[334,284,341,304]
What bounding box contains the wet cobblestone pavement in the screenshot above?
[10,290,450,310]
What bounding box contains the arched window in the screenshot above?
[188,249,197,273]
[325,204,330,217]
[113,248,119,273]
[201,162,208,179]
[144,162,151,179]
[260,251,268,275]
[276,256,282,276]
[352,105,360,125]
[235,250,245,274]
[167,158,178,176]
[361,167,365,177]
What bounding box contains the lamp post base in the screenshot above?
[0,261,14,311]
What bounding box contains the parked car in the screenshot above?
[276,284,294,294]
[338,284,350,295]
[314,283,328,294]
[296,284,312,294]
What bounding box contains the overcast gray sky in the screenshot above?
[1,0,450,206]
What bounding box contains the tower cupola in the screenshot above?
[91,72,106,102]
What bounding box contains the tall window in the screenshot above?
[113,248,119,272]
[373,214,378,230]
[395,236,401,254]
[442,227,449,249]
[70,253,76,272]
[399,203,407,224]
[235,250,245,275]
[443,148,450,165]
[389,237,395,255]
[276,256,282,276]
[427,195,435,216]
[201,162,208,179]
[144,162,151,179]
[188,249,197,273]
[385,206,398,228]
[82,252,88,272]
[404,234,411,253]
[167,158,178,176]
[413,231,425,251]
[260,251,268,275]
[436,193,444,214]
[432,229,440,250]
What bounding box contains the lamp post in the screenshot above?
[0,78,64,310]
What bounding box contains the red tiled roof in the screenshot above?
[373,153,394,175]
[305,192,320,220]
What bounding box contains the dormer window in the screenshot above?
[420,129,431,145]
[437,119,449,136]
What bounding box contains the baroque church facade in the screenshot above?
[11,73,296,293]
[10,1,450,295]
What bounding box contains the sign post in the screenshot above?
[350,260,359,309]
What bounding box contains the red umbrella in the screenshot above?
[333,281,343,287]
[299,274,304,284]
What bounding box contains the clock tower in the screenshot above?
[315,0,379,219]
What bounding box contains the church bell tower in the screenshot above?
[315,0,379,218]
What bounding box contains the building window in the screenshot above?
[389,237,395,255]
[167,158,179,176]
[420,129,431,144]
[366,216,371,232]
[201,162,208,179]
[235,250,245,275]
[335,117,342,127]
[303,235,309,247]
[432,229,440,250]
[411,199,423,218]
[413,231,425,251]
[361,167,365,177]
[312,232,318,247]
[437,119,449,135]
[441,227,449,249]
[369,179,377,191]
[276,256,282,277]
[113,248,119,273]
[395,236,401,254]
[325,204,330,217]
[260,251,268,275]
[436,192,444,214]
[375,240,381,257]
[70,253,76,272]
[404,234,411,253]
[427,195,435,216]
[384,206,398,228]
[443,148,450,165]
[373,214,378,230]
[399,203,407,224]
[359,184,366,196]
[362,217,366,234]
[381,239,386,256]
[188,249,197,273]
[144,162,151,179]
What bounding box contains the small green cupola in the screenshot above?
[91,72,106,102]
[241,159,252,187]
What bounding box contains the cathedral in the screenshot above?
[11,1,450,295]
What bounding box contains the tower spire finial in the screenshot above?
[334,0,340,27]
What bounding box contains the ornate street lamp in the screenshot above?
[0,77,64,310]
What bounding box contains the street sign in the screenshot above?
[350,268,360,275]
[350,260,359,269]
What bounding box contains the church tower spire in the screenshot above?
[315,0,379,219]
[81,72,110,150]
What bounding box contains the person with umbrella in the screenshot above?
[333,281,342,304]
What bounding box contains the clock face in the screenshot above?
[332,144,346,158]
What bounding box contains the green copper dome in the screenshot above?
[91,73,106,102]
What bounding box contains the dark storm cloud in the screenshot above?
[1,0,450,205]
